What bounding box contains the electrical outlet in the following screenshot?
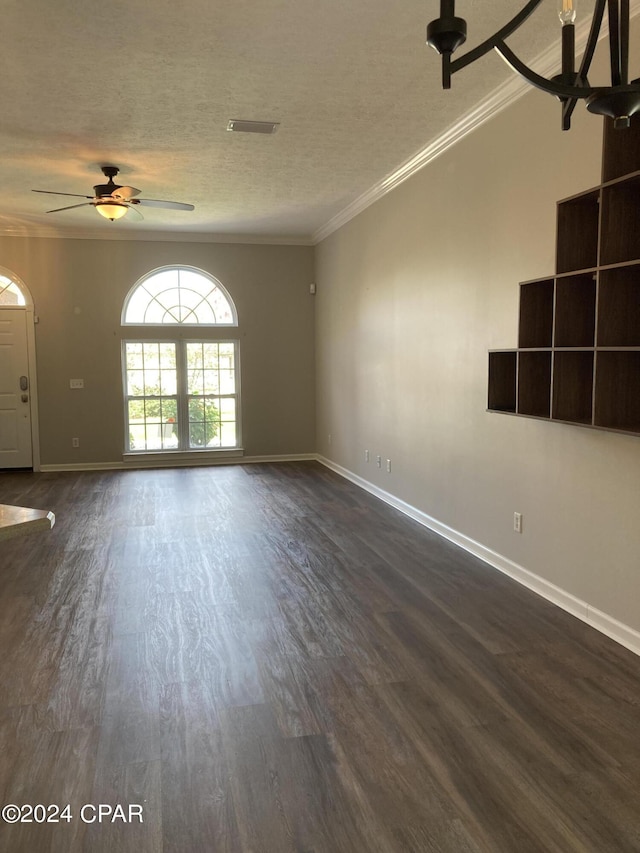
[376,455,382,468]
[69,378,84,389]
[365,449,370,462]
[514,512,522,533]
[72,437,80,448]
[386,458,391,473]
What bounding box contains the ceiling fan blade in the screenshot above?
[113,185,141,200]
[134,198,194,210]
[45,202,94,213]
[126,204,144,220]
[33,190,93,199]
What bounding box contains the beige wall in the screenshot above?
[315,88,640,634]
[0,237,315,465]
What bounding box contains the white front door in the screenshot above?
[0,310,33,468]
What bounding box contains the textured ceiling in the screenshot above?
[0,0,603,241]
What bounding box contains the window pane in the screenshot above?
[202,369,218,394]
[0,280,26,306]
[220,422,236,446]
[204,397,220,422]
[125,288,150,323]
[219,369,235,394]
[124,267,236,326]
[159,343,176,368]
[127,370,145,396]
[154,287,181,317]
[144,298,172,324]
[186,342,204,367]
[202,343,221,367]
[144,397,161,418]
[143,270,177,298]
[177,287,204,311]
[143,370,161,395]
[143,343,160,367]
[160,370,177,395]
[219,397,236,419]
[189,398,205,422]
[126,343,144,369]
[187,370,203,395]
[186,302,215,324]
[218,342,235,361]
[189,421,211,448]
[128,400,146,451]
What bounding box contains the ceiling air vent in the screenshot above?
[226,120,279,134]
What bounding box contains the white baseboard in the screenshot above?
[39,461,124,472]
[39,452,317,473]
[316,455,640,658]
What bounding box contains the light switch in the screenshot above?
[69,379,84,389]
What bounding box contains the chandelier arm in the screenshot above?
[577,0,607,83]
[608,0,622,86]
[496,42,595,99]
[449,0,544,76]
[562,97,579,131]
[620,0,630,84]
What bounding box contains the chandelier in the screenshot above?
[427,1,639,130]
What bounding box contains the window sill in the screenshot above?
[122,448,244,466]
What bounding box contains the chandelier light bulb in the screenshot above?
[558,0,577,25]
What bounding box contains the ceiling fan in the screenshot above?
[33,165,195,222]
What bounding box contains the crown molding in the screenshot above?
[313,2,640,245]
[0,222,313,246]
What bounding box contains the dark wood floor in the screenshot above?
[1,462,640,852]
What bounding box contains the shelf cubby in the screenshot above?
[552,351,594,424]
[594,351,640,432]
[556,190,599,274]
[597,266,640,346]
[517,351,551,418]
[518,279,554,348]
[554,274,596,347]
[602,114,640,183]
[488,351,517,412]
[600,176,640,266]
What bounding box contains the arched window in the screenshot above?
[122,266,237,325]
[0,272,27,306]
[122,267,241,455]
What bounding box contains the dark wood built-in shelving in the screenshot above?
[556,190,600,274]
[518,279,554,348]
[488,115,640,437]
[488,351,517,413]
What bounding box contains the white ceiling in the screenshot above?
[0,0,602,242]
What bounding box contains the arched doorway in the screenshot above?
[0,269,39,469]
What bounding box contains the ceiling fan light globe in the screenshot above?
[96,201,128,221]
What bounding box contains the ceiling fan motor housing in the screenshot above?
[94,182,119,197]
[95,165,121,197]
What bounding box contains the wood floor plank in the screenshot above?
[0,725,98,853]
[159,679,242,853]
[83,759,163,853]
